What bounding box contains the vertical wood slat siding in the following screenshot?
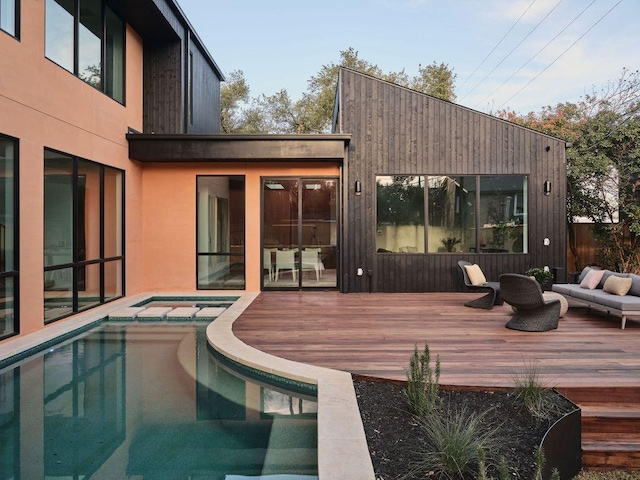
[188,43,221,134]
[339,69,567,293]
[143,42,182,134]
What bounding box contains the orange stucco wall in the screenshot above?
[141,162,341,292]
[0,3,144,336]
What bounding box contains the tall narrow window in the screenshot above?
[44,149,124,322]
[45,0,75,72]
[104,6,124,103]
[0,0,18,37]
[78,0,102,89]
[197,176,245,289]
[376,176,425,253]
[0,135,18,340]
[46,0,125,102]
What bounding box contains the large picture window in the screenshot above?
[0,0,18,37]
[45,0,125,103]
[0,135,18,340]
[197,176,245,289]
[376,174,528,254]
[44,149,124,322]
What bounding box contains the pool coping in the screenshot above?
[0,291,376,480]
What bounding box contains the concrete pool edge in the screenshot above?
[207,292,376,480]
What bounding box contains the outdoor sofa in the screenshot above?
[552,266,640,329]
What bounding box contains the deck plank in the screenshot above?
[232,291,640,389]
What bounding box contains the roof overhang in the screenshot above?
[127,134,351,162]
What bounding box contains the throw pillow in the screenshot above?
[465,264,487,286]
[603,275,633,296]
[580,269,605,289]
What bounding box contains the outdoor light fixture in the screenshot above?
[544,180,552,196]
[355,180,362,196]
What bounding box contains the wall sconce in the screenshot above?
[355,180,362,196]
[543,180,551,196]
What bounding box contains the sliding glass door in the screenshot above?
[262,178,338,289]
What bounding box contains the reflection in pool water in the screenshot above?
[0,322,318,479]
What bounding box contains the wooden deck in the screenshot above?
[233,291,640,470]
[233,291,640,389]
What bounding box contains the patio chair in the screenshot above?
[457,260,503,309]
[275,249,297,281]
[499,274,560,332]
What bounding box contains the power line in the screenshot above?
[462,0,565,101]
[457,0,537,92]
[498,0,624,110]
[475,0,597,110]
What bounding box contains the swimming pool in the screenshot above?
[0,320,318,479]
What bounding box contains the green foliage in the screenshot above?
[377,176,425,226]
[551,468,561,480]
[402,405,502,480]
[512,362,565,422]
[532,445,546,480]
[497,68,640,273]
[525,267,554,286]
[403,341,441,416]
[224,48,457,134]
[441,236,462,252]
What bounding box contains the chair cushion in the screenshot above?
[580,269,605,289]
[577,266,595,283]
[603,275,633,296]
[598,270,629,289]
[465,264,486,286]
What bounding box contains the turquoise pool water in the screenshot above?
[0,321,318,479]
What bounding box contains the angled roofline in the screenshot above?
[168,0,224,81]
[337,67,568,144]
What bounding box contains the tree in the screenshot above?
[220,70,268,133]
[498,69,640,273]
[251,48,457,134]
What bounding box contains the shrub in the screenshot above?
[525,267,554,286]
[403,405,502,480]
[512,361,565,422]
[403,341,441,416]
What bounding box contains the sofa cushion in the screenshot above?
[465,264,486,286]
[580,269,605,289]
[589,291,640,311]
[552,284,578,295]
[577,266,593,283]
[629,274,640,297]
[603,275,633,296]
[598,270,629,289]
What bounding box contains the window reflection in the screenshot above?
[376,176,425,253]
[0,136,17,339]
[196,176,246,289]
[45,0,74,72]
[0,0,17,36]
[427,176,476,253]
[479,176,528,253]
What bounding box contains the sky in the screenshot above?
[177,0,640,115]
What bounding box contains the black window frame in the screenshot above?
[45,0,125,104]
[0,133,19,341]
[196,175,246,290]
[44,148,125,323]
[0,0,20,39]
[375,174,529,255]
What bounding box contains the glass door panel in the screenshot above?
[263,179,299,288]
[301,179,337,288]
[263,178,338,289]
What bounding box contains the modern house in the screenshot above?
[0,0,567,344]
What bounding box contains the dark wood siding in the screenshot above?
[134,0,222,134]
[143,41,183,134]
[338,69,567,293]
[188,41,221,134]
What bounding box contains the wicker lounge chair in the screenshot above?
[499,273,560,332]
[457,260,503,310]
